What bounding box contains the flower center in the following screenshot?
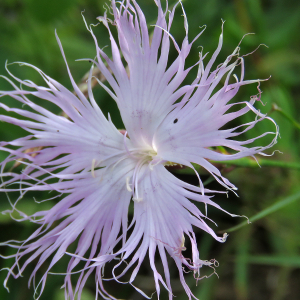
[136,148,157,162]
[125,146,161,202]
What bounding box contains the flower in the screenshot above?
[0,0,278,299]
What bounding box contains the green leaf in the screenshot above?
[221,189,300,233]
[272,103,300,131]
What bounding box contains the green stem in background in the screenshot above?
[211,157,300,169]
[272,103,300,130]
[237,255,300,268]
[220,189,300,233]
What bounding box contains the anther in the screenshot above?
[91,159,96,178]
[133,197,143,202]
[126,177,132,192]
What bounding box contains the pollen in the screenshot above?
[164,161,182,167]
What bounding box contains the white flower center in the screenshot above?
[125,145,161,202]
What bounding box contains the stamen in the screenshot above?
[119,138,160,202]
[126,177,132,192]
[149,157,162,170]
[133,197,143,202]
[91,159,96,178]
[180,234,186,251]
[123,131,134,158]
[131,159,145,201]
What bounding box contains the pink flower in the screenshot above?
[0,0,278,299]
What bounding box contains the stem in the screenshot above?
[220,189,300,233]
[211,157,300,170]
[272,103,300,131]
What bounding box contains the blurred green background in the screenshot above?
[0,0,300,299]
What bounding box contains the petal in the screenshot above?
[93,0,202,148]
[107,164,223,299]
[154,50,278,190]
[2,158,134,298]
